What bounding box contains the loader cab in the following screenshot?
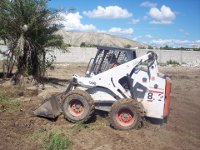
[86,46,136,77]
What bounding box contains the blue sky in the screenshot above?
[49,0,200,47]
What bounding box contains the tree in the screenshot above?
[160,45,170,50]
[148,45,153,49]
[0,0,67,83]
[124,44,131,48]
[80,42,87,47]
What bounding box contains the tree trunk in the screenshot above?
[42,50,46,77]
[13,33,28,85]
[13,56,26,85]
[6,52,14,77]
[31,48,40,80]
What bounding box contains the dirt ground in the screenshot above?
[0,64,200,150]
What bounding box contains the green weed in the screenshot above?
[45,131,72,150]
[31,127,72,150]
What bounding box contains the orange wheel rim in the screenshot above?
[116,109,134,127]
[68,99,84,117]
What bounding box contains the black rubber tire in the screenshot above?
[62,89,95,123]
[109,99,144,130]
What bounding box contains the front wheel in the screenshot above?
[62,90,94,123]
[109,99,144,130]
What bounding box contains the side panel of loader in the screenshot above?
[130,69,166,119]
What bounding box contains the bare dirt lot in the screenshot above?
[0,64,200,150]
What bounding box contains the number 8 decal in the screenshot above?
[148,93,153,99]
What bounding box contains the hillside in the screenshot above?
[56,30,147,48]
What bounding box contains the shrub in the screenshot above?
[166,60,180,66]
[124,44,131,48]
[80,42,87,47]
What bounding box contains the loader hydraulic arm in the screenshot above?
[73,52,158,99]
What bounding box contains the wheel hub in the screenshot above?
[75,104,81,109]
[123,113,129,119]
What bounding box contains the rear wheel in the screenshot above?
[62,90,94,123]
[109,99,144,130]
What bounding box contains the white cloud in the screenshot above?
[149,39,200,47]
[97,27,134,36]
[59,12,96,31]
[196,40,200,44]
[83,6,132,19]
[130,18,140,24]
[141,1,157,8]
[57,12,134,36]
[108,27,134,35]
[58,12,133,36]
[150,39,189,45]
[145,34,153,38]
[149,5,176,24]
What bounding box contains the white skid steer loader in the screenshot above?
[34,46,171,130]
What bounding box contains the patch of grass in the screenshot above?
[45,131,72,150]
[166,60,180,66]
[31,127,72,150]
[0,95,20,112]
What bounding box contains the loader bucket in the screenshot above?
[33,94,63,119]
[33,81,74,119]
